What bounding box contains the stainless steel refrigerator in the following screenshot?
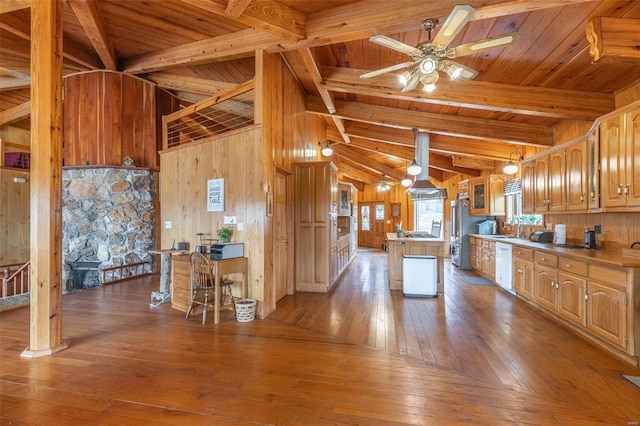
[450,198,493,269]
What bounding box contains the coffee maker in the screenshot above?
[584,228,596,249]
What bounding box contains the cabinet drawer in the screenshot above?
[172,285,191,304]
[173,257,191,276]
[482,239,490,248]
[469,236,476,245]
[513,246,533,261]
[535,252,558,268]
[589,264,628,285]
[558,256,588,276]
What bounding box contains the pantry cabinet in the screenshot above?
[600,106,640,210]
[294,161,338,292]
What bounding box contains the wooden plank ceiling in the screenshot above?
[2,0,640,186]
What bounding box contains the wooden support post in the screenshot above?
[22,0,69,358]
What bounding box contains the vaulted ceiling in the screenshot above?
[2,0,640,187]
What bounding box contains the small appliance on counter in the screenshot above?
[584,228,597,249]
[476,220,497,235]
[553,224,566,245]
[529,231,554,243]
[210,243,244,260]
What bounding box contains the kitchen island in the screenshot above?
[386,233,445,294]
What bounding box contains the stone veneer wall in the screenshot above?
[62,166,156,293]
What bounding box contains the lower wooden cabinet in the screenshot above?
[512,246,534,299]
[557,271,587,327]
[481,240,496,281]
[587,265,632,353]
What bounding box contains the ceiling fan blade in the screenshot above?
[447,32,520,58]
[439,60,478,80]
[359,61,416,79]
[369,34,420,56]
[431,4,476,48]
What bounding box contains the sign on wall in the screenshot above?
[207,178,224,212]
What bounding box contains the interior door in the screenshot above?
[359,203,373,247]
[274,169,292,302]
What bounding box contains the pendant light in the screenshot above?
[318,139,333,156]
[407,128,422,176]
[401,147,412,187]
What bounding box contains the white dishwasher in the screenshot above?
[402,255,438,298]
[495,242,514,294]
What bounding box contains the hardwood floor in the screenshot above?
[1,250,639,425]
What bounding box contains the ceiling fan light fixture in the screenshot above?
[407,158,422,176]
[419,56,437,74]
[420,71,439,92]
[447,64,463,80]
[401,174,412,187]
[398,70,411,85]
[319,140,333,156]
[401,70,421,92]
[377,178,390,192]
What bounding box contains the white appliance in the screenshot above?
[495,242,514,294]
[402,255,438,298]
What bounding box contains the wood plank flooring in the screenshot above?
[1,250,640,425]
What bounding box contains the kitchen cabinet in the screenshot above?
[481,239,496,281]
[386,234,444,293]
[469,175,506,216]
[523,135,592,214]
[470,236,481,271]
[512,246,534,300]
[600,106,640,210]
[294,161,338,292]
[587,265,632,353]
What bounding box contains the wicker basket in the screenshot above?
[235,298,257,322]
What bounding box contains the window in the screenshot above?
[374,204,384,220]
[413,199,444,232]
[361,205,370,231]
[506,192,543,226]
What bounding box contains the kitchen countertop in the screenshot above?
[469,234,640,268]
[386,233,445,243]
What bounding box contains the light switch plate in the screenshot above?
[164,221,172,229]
[237,223,244,231]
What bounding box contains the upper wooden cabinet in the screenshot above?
[522,136,591,214]
[600,105,640,210]
[469,175,506,216]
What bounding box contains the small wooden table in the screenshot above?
[210,257,248,324]
[149,248,187,303]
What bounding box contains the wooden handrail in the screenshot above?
[1,261,30,298]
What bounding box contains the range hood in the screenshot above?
[407,129,447,200]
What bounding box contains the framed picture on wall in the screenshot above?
[391,202,401,218]
[207,178,224,212]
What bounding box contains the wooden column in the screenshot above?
[22,0,69,358]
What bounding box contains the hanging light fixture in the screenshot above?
[376,175,390,192]
[318,139,333,156]
[401,146,412,187]
[503,150,524,174]
[407,128,422,175]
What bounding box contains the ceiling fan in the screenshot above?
[360,4,519,92]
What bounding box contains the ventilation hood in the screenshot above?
[407,130,447,200]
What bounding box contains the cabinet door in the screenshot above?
[548,150,565,211]
[533,157,549,212]
[600,115,626,208]
[587,281,628,351]
[521,161,534,213]
[470,177,488,215]
[481,247,495,280]
[557,272,586,327]
[388,243,405,289]
[626,108,640,207]
[513,259,534,300]
[534,264,557,311]
[565,140,588,211]
[587,130,599,210]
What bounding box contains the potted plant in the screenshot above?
[217,226,232,243]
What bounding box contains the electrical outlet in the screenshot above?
[237,222,243,231]
[164,221,171,229]
[594,224,602,234]
[545,223,552,231]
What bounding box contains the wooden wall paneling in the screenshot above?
[103,71,120,166]
[552,120,593,145]
[160,126,266,317]
[0,168,30,264]
[615,81,640,108]
[546,212,640,249]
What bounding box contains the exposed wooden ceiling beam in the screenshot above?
[0,100,30,126]
[0,0,30,14]
[307,95,553,146]
[321,66,614,121]
[225,0,251,17]
[0,77,30,91]
[280,0,596,50]
[331,143,404,182]
[337,175,365,192]
[123,28,282,74]
[178,0,305,41]
[67,0,117,71]
[342,122,520,161]
[586,17,640,63]
[143,72,237,96]
[332,158,390,185]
